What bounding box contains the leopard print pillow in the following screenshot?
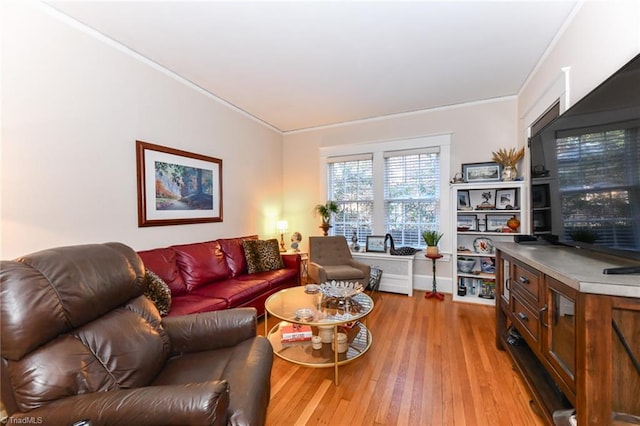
[144,268,172,316]
[242,239,285,274]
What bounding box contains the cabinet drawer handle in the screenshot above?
[505,277,511,291]
[518,312,529,322]
[539,304,548,328]
[518,276,530,284]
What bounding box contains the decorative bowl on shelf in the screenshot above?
[457,226,471,232]
[473,237,494,254]
[319,281,364,299]
[457,256,476,273]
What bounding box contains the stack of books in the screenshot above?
[280,323,312,343]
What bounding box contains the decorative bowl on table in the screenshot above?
[457,256,476,273]
[319,281,364,299]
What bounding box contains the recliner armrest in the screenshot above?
[8,382,229,426]
[163,308,257,354]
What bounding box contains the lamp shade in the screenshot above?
[276,220,288,233]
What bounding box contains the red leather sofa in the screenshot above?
[137,235,301,317]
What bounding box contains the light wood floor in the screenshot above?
[259,290,545,426]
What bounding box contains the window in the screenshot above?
[323,136,449,249]
[327,154,374,241]
[384,149,440,246]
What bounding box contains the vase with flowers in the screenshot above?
[492,147,525,181]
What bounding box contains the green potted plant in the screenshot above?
[314,201,339,236]
[422,230,444,256]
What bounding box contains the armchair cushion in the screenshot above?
[308,236,370,287]
[242,239,284,274]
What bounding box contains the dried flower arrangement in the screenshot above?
[492,147,525,167]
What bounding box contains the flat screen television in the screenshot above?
[529,53,640,271]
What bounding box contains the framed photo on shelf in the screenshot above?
[495,189,517,209]
[457,215,477,231]
[461,162,502,183]
[366,236,386,253]
[485,214,513,232]
[457,190,471,210]
[469,189,496,210]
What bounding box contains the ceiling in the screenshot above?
[46,1,578,133]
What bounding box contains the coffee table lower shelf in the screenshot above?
[267,321,372,385]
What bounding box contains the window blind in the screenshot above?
[327,155,374,240]
[384,149,441,247]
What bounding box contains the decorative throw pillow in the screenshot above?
[144,268,172,316]
[242,239,285,274]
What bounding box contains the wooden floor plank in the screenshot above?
[260,290,544,426]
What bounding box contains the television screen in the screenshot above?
[530,54,640,261]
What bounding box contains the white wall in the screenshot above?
[518,1,640,145]
[1,1,284,259]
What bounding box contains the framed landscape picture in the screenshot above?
[366,236,386,253]
[136,140,223,227]
[462,162,502,183]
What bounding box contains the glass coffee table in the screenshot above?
[264,285,374,385]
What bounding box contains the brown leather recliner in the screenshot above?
[0,243,273,426]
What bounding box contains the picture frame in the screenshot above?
[457,190,471,210]
[366,235,387,253]
[495,189,517,210]
[469,189,496,210]
[461,162,502,183]
[457,215,477,231]
[136,140,223,227]
[485,214,513,232]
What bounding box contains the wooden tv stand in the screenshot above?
[494,243,640,426]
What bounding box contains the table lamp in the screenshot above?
[277,220,288,252]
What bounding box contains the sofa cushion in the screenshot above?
[167,294,228,317]
[190,278,271,308]
[144,268,172,316]
[218,235,258,277]
[137,247,188,296]
[235,268,299,290]
[172,241,232,291]
[242,239,284,274]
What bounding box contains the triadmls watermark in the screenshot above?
[6,417,44,424]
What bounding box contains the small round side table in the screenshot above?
[425,253,444,301]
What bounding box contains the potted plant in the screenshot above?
[422,230,444,256]
[314,201,339,236]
